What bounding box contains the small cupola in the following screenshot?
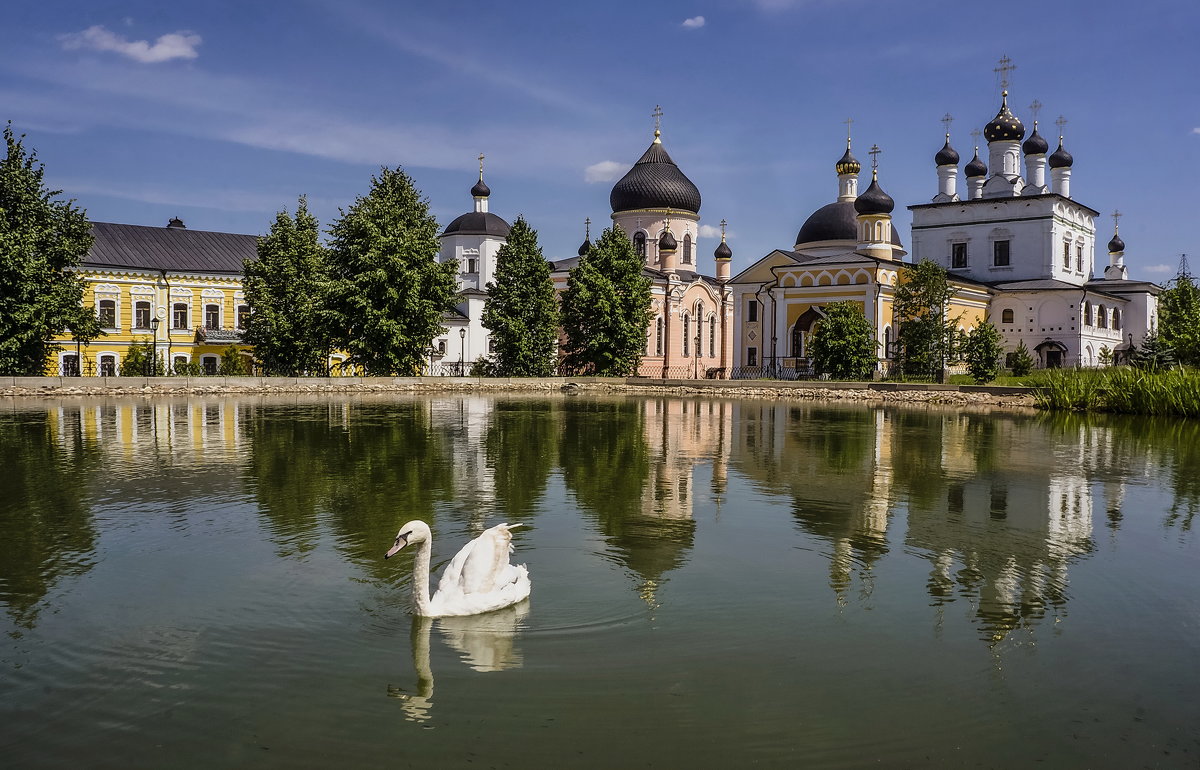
[934,135,960,166]
[1048,137,1074,168]
[1022,121,1049,155]
[167,217,186,229]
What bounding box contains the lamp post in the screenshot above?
[149,317,160,376]
[459,327,467,376]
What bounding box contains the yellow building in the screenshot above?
[53,218,256,376]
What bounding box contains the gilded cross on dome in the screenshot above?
[1112,210,1122,233]
[868,144,881,171]
[652,105,663,141]
[941,113,954,134]
[843,116,854,146]
[994,55,1016,93]
[1055,115,1068,138]
[1029,100,1043,123]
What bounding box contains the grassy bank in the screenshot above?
[1025,367,1200,417]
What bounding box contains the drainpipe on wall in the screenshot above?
[160,270,172,370]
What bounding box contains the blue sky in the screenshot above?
[4,0,1197,277]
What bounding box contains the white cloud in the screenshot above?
[699,224,730,239]
[585,161,629,183]
[59,25,202,64]
[1145,264,1172,274]
[55,177,340,215]
[1193,127,1200,135]
[682,16,706,29]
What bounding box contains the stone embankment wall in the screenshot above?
[0,376,1038,408]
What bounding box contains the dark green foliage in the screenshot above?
[482,216,559,376]
[243,197,331,376]
[808,301,877,380]
[118,338,163,376]
[962,320,1004,384]
[1029,367,1200,417]
[893,260,961,380]
[1159,272,1200,367]
[1010,340,1034,376]
[172,359,202,376]
[219,345,249,375]
[1132,328,1174,372]
[561,227,652,376]
[0,124,94,375]
[325,167,458,376]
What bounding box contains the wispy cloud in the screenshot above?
[1192,127,1200,135]
[54,177,341,217]
[699,224,733,239]
[682,16,706,29]
[59,25,202,64]
[1145,264,1172,274]
[584,161,629,183]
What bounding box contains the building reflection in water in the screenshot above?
[731,403,1130,647]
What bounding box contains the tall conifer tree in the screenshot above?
[561,226,652,376]
[0,124,93,375]
[243,197,330,376]
[482,216,559,376]
[324,167,458,376]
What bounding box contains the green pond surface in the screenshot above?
[1,394,1198,768]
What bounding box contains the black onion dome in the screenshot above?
[577,237,592,256]
[854,175,895,215]
[1108,233,1125,253]
[471,178,491,197]
[610,140,702,214]
[442,211,511,237]
[1022,122,1049,155]
[658,229,678,251]
[795,201,904,248]
[1048,138,1074,168]
[836,145,861,175]
[965,149,988,178]
[984,93,1025,142]
[714,239,732,259]
[934,136,960,166]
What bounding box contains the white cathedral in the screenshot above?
[429,62,1160,376]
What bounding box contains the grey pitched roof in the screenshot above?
[84,222,258,275]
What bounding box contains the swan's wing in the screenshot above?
[458,524,514,594]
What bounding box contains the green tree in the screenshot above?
[808,301,877,380]
[1098,345,1113,367]
[118,338,163,376]
[243,197,331,376]
[1158,271,1200,366]
[1010,340,1034,376]
[0,124,93,375]
[1133,328,1175,372]
[218,345,248,375]
[561,226,652,376]
[962,320,1004,383]
[482,216,559,376]
[893,260,960,380]
[325,167,458,376]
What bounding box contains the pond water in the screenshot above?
[1,394,1198,768]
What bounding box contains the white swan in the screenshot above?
[384,520,531,617]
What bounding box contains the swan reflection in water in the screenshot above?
[388,600,530,722]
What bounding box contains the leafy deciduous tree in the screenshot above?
[1158,271,1200,367]
[893,259,961,380]
[0,123,93,375]
[325,167,458,376]
[561,227,652,376]
[962,320,1004,384]
[243,197,331,376]
[808,301,877,380]
[482,216,559,377]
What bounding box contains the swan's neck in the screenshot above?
[412,538,434,616]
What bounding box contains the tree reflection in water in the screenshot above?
[0,409,100,629]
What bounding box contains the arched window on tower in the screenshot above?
[683,234,692,265]
[1001,308,1014,324]
[634,231,646,258]
[682,313,691,357]
[708,313,716,358]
